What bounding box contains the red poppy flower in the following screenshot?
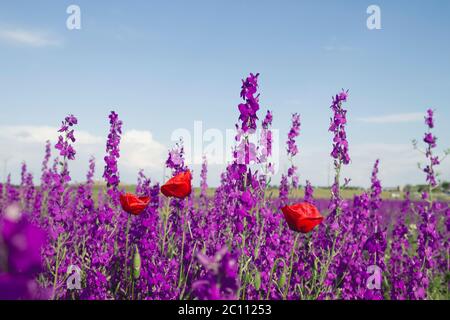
[161,170,192,199]
[120,193,150,216]
[281,202,324,233]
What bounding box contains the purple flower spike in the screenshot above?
[103,111,123,201]
[424,109,434,129]
[55,114,78,161]
[237,73,260,134]
[329,90,350,165]
[287,113,301,158]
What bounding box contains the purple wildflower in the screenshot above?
[425,109,434,129]
[370,159,382,211]
[166,139,188,176]
[304,180,314,204]
[287,113,301,157]
[0,207,48,299]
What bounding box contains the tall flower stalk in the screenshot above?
[200,156,208,204]
[279,113,301,206]
[55,115,78,181]
[259,110,274,182]
[235,73,260,177]
[103,111,123,205]
[328,90,350,221]
[411,108,448,298]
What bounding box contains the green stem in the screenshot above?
[283,233,300,300]
[52,235,61,300]
[254,220,265,260]
[178,206,186,288]
[314,235,337,299]
[160,205,170,255]
[123,215,132,288]
[238,219,248,290]
[266,257,286,300]
[333,160,343,219]
[180,241,198,299]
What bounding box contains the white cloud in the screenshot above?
[356,113,424,124]
[195,142,450,189]
[1,125,448,188]
[0,126,101,145]
[0,125,166,184]
[121,130,165,170]
[0,28,61,47]
[280,143,450,188]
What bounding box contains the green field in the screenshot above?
[90,184,450,202]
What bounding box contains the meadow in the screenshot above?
[0,73,448,300]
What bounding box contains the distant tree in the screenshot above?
[417,184,428,193]
[441,181,450,192]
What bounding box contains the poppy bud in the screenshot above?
[278,271,286,288]
[133,245,141,280]
[254,247,260,260]
[254,271,261,291]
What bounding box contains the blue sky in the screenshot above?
[0,0,449,187]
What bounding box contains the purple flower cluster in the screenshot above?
[233,73,263,167]
[279,113,302,204]
[166,139,187,176]
[55,115,78,161]
[286,113,301,157]
[193,247,239,300]
[370,159,382,211]
[258,110,273,166]
[261,110,273,130]
[422,109,439,188]
[304,180,314,204]
[238,73,260,133]
[425,109,434,129]
[0,206,48,299]
[329,90,350,165]
[328,91,350,217]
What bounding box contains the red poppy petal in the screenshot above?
[161,171,192,199]
[120,193,150,215]
[282,203,323,233]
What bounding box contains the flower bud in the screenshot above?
[133,245,141,280]
[254,271,261,291]
[278,271,286,288]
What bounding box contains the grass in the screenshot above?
[90,184,450,201]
